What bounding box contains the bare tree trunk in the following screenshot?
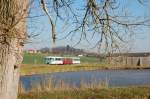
[0,39,20,99]
[0,0,30,99]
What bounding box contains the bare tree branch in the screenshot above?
[41,0,56,43]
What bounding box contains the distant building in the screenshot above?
[78,54,83,57]
[106,52,150,66]
[26,49,37,54]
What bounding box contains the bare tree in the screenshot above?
[38,0,149,52]
[0,0,149,99]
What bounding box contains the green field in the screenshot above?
[22,53,45,64]
[22,53,105,64]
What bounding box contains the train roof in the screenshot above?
[45,56,63,58]
[45,56,80,59]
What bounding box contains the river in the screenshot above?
[20,69,150,90]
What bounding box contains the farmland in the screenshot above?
[22,53,45,64]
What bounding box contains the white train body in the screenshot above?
[72,57,80,64]
[44,56,80,65]
[45,56,63,64]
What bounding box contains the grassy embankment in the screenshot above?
[19,87,150,99]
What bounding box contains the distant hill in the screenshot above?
[51,45,84,55]
[39,46,101,57]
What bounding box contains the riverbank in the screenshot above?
[21,63,150,76]
[18,86,150,99]
[20,63,105,75]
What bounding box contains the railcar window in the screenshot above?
[55,58,62,60]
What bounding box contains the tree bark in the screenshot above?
[0,0,30,99]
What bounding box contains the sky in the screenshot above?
[25,0,150,53]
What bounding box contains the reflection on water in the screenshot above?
[20,69,150,90]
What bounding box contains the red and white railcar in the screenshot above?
[44,56,80,65]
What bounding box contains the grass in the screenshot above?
[20,63,149,76]
[22,53,45,64]
[18,87,150,99]
[20,63,107,75]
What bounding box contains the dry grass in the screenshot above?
[20,63,150,76]
[20,63,108,75]
[18,86,150,99]
[18,76,109,94]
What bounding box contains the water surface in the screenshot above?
[20,69,150,90]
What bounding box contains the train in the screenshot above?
[44,56,80,65]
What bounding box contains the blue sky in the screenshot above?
[25,0,150,53]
